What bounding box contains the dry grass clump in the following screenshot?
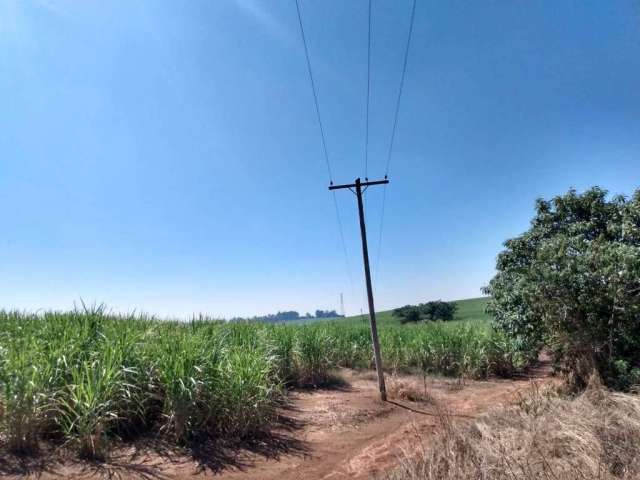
[387,374,436,404]
[380,381,640,480]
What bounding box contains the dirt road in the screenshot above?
[211,368,552,480]
[4,365,552,480]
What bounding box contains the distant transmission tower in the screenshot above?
[339,292,345,317]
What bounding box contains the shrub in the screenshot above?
[484,187,640,390]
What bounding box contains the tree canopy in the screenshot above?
[393,300,458,324]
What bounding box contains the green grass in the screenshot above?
[450,297,491,322]
[0,297,527,459]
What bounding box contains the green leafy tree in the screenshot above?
[393,301,457,323]
[421,300,458,321]
[393,305,422,323]
[484,187,640,389]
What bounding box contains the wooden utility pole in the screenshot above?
[329,177,388,401]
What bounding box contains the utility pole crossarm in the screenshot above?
[329,179,389,190]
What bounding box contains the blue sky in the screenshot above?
[1,0,639,318]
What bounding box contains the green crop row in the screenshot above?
[0,307,526,458]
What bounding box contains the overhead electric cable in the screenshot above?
[384,0,416,178]
[294,0,334,183]
[375,0,417,283]
[331,191,356,294]
[294,0,356,308]
[364,0,372,180]
[374,185,388,284]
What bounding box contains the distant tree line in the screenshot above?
[392,300,458,324]
[229,309,343,323]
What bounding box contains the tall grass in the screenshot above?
[0,308,526,458]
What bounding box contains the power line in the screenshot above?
[374,184,387,285]
[364,0,372,180]
[294,0,356,309]
[384,0,417,178]
[332,190,356,299]
[294,0,333,183]
[375,0,417,284]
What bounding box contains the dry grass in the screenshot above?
[387,373,437,404]
[379,380,640,480]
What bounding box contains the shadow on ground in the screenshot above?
[0,410,309,480]
[292,371,354,392]
[0,451,64,478]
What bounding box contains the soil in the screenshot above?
[1,362,553,480]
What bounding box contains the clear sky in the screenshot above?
[1,1,639,318]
